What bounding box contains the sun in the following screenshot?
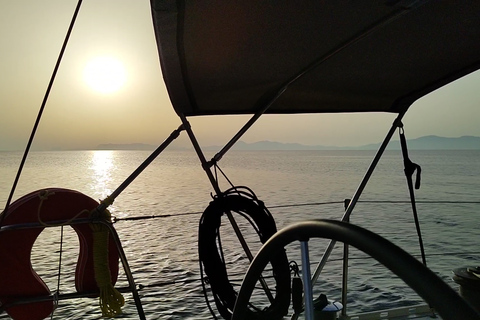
[83,56,127,94]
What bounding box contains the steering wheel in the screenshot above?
[232,219,480,320]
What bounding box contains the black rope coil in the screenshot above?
[198,186,291,320]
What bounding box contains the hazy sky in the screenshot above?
[1,1,479,151]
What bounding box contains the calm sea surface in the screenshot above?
[0,149,479,319]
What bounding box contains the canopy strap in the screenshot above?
[399,124,427,266]
[399,127,421,190]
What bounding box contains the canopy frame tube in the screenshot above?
[311,112,406,316]
[180,99,407,317]
[179,114,277,304]
[179,113,257,260]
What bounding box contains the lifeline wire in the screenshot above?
[112,199,480,222]
[1,0,84,224]
[51,225,65,320]
[56,226,64,296]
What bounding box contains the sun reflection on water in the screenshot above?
[90,150,115,199]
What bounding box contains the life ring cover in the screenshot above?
[0,188,120,320]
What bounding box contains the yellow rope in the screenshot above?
[36,190,124,317]
[90,209,125,318]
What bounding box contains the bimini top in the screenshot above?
[150,1,480,117]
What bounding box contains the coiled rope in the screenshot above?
[198,186,291,320]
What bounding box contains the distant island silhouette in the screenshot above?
[96,135,480,151]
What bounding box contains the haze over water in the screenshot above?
[1,1,480,152]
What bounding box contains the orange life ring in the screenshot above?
[0,188,120,320]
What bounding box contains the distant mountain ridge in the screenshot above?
[96,135,480,151]
[95,143,156,150]
[206,135,480,151]
[95,143,188,151]
[359,135,480,150]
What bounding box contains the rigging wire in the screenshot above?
[213,163,236,190]
[112,199,480,222]
[1,0,84,224]
[56,226,65,296]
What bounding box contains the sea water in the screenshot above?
[0,149,479,319]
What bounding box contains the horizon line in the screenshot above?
[1,135,479,152]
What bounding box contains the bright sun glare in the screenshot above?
[83,56,127,94]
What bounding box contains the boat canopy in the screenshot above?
[150,1,480,117]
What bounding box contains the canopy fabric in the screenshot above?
[150,1,480,117]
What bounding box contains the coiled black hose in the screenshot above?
[198,187,291,319]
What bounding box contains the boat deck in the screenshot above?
[343,304,438,320]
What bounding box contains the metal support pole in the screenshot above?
[301,240,315,320]
[0,286,143,311]
[311,113,405,294]
[341,199,351,316]
[103,221,146,320]
[211,101,277,164]
[95,124,185,213]
[343,114,404,220]
[178,115,222,194]
[178,114,274,302]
